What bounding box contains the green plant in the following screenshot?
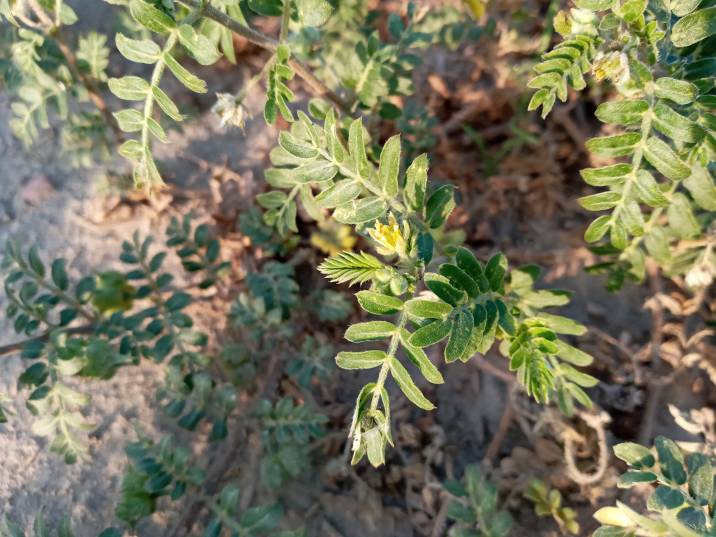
[593,436,716,536]
[528,1,716,291]
[255,396,327,488]
[0,216,321,533]
[444,464,513,537]
[7,0,713,532]
[0,0,115,165]
[524,479,580,535]
[255,107,597,465]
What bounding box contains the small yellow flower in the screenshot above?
[368,214,407,257]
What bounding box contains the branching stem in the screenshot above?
[177,0,350,113]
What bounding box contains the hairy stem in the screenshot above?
[369,298,410,412]
[279,0,290,42]
[142,34,177,151]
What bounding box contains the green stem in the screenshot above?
[369,299,410,412]
[54,0,62,28]
[620,180,679,261]
[279,0,290,42]
[176,0,350,112]
[611,95,654,237]
[236,55,276,103]
[141,33,178,153]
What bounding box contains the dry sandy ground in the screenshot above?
[0,60,274,532]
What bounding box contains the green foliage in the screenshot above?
[110,0,220,188]
[117,434,290,535]
[444,464,513,537]
[530,1,716,291]
[253,107,595,465]
[264,44,295,124]
[524,480,580,535]
[286,335,334,388]
[0,1,112,164]
[0,217,318,533]
[594,436,716,536]
[256,397,327,488]
[166,215,231,288]
[1,216,233,462]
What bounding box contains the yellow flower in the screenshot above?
[368,214,407,257]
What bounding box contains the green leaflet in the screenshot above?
[315,181,362,209]
[151,86,183,121]
[344,321,396,342]
[439,263,480,298]
[634,170,668,208]
[378,135,401,196]
[584,215,611,243]
[643,137,691,181]
[164,53,208,93]
[595,99,648,125]
[333,197,387,224]
[424,272,466,306]
[356,291,403,315]
[425,185,456,228]
[585,133,641,157]
[129,0,175,34]
[388,356,435,410]
[116,33,161,64]
[580,164,632,187]
[578,191,621,211]
[444,308,474,363]
[671,7,716,47]
[335,350,387,370]
[405,154,428,211]
[398,329,444,384]
[455,247,490,292]
[409,319,452,347]
[176,25,221,66]
[652,101,704,144]
[291,160,338,183]
[404,298,452,319]
[279,131,319,159]
[108,76,150,101]
[484,253,507,293]
[348,119,371,179]
[683,164,716,210]
[654,77,698,105]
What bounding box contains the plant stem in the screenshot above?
[176,0,350,113]
[279,0,290,42]
[0,325,95,357]
[141,33,178,152]
[370,300,409,412]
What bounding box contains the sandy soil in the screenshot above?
[0,63,274,532]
